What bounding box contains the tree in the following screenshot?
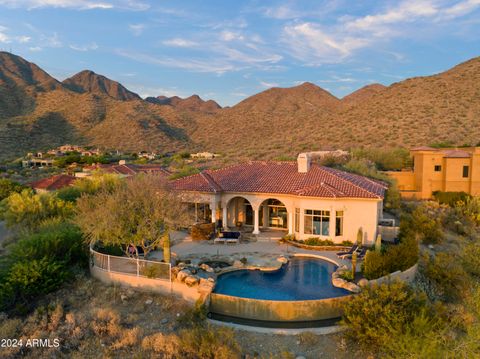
[0,178,25,201]
[0,189,73,231]
[76,175,191,258]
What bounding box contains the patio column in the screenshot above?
[222,205,228,230]
[329,209,335,239]
[288,210,294,235]
[210,200,217,224]
[253,207,260,234]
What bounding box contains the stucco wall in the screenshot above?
[90,265,201,303]
[209,293,352,322]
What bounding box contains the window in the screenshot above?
[335,211,343,236]
[304,209,330,236]
[463,166,469,178]
[295,208,300,232]
[434,165,442,172]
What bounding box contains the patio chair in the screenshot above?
[336,244,358,258]
[214,236,226,244]
[357,247,368,260]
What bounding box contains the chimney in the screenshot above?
[297,153,311,173]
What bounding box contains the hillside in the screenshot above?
[0,52,479,161]
[63,70,141,101]
[146,94,221,113]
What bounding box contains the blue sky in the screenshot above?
[0,0,479,106]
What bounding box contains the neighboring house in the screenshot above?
[172,152,387,245]
[191,152,219,159]
[22,158,54,168]
[385,146,480,199]
[78,162,170,178]
[30,174,76,193]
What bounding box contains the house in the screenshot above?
[172,152,388,245]
[78,161,170,178]
[191,152,219,159]
[30,174,76,193]
[385,146,480,199]
[22,158,54,168]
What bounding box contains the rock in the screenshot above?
[277,256,288,264]
[171,266,181,278]
[233,260,244,268]
[214,267,222,273]
[177,269,191,282]
[344,282,362,293]
[120,294,128,301]
[200,263,214,272]
[296,356,306,359]
[207,277,215,282]
[184,275,199,287]
[178,262,187,269]
[160,318,169,325]
[126,289,134,296]
[332,277,346,287]
[145,299,153,305]
[358,278,369,287]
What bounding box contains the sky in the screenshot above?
[0,0,479,106]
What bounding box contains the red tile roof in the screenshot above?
[172,161,387,199]
[84,163,170,176]
[30,174,76,191]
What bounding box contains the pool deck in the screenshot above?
[163,237,351,268]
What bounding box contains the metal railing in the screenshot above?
[90,246,171,282]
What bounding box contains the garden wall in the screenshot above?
[90,265,201,303]
[367,263,418,286]
[209,293,353,322]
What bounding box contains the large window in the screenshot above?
[304,210,330,236]
[266,199,287,229]
[295,208,300,232]
[463,165,469,178]
[335,211,343,236]
[244,204,253,225]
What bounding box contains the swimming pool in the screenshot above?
[214,256,350,301]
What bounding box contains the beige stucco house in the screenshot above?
[172,153,388,246]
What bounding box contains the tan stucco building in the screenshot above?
[386,146,480,199]
[172,153,388,246]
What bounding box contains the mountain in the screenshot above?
[146,94,221,113]
[62,70,141,101]
[0,52,480,162]
[342,84,386,105]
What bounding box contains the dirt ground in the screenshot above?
[0,274,360,359]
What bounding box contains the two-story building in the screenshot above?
[386,146,480,199]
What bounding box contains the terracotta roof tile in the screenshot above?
[442,150,472,158]
[30,174,76,191]
[172,161,387,199]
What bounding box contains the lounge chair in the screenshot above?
[226,237,239,245]
[214,237,226,244]
[337,244,358,258]
[357,247,367,260]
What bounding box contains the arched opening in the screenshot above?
[259,198,288,230]
[226,196,254,228]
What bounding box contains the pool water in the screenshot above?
[214,257,350,301]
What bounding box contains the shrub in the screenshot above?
[191,222,215,240]
[363,236,418,280]
[179,325,240,359]
[303,237,334,246]
[433,191,470,206]
[400,206,444,244]
[420,252,469,302]
[462,243,480,278]
[341,281,431,351]
[176,301,207,328]
[0,178,25,201]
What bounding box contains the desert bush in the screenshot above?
[297,331,318,347]
[433,191,470,206]
[191,222,215,240]
[362,236,418,279]
[177,301,207,328]
[462,242,480,278]
[0,178,25,201]
[419,252,469,302]
[400,205,444,244]
[179,325,241,359]
[341,281,435,353]
[8,221,86,265]
[141,332,180,357]
[0,189,74,231]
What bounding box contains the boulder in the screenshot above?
[145,299,153,305]
[200,263,214,273]
[358,278,369,287]
[177,262,187,269]
[184,275,200,287]
[177,269,191,282]
[160,318,169,325]
[277,256,289,264]
[233,260,244,268]
[120,294,128,302]
[344,282,361,293]
[332,277,346,288]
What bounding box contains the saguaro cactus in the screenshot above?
[357,228,363,247]
[351,252,357,280]
[375,234,382,252]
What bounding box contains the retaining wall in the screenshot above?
[90,265,201,303]
[367,263,418,286]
